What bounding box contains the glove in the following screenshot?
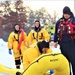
[9,49,12,55]
[50,70,54,74]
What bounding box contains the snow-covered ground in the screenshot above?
[0,39,15,68]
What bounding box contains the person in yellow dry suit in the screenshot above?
[27,20,50,46]
[8,24,28,69]
[23,40,52,75]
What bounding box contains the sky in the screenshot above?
[23,0,75,17]
[0,0,74,17]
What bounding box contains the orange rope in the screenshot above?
[17,29,24,50]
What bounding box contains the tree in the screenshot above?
[0,0,27,29]
[52,10,58,24]
[0,0,27,41]
[12,0,27,28]
[27,8,35,26]
[35,7,51,25]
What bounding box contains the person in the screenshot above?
[8,24,28,69]
[54,6,75,75]
[27,20,50,46]
[23,40,53,75]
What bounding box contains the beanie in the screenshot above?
[35,20,40,23]
[37,40,49,53]
[63,6,71,15]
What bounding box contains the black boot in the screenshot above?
[16,66,20,69]
[16,72,21,75]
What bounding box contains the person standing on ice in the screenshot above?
[54,6,75,75]
[27,20,50,46]
[8,24,28,69]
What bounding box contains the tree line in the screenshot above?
[0,0,58,41]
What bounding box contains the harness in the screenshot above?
[14,35,19,42]
[57,18,75,40]
[32,30,43,41]
[13,29,24,50]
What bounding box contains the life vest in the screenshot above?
[57,18,75,40]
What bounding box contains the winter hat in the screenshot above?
[37,40,49,53]
[63,6,71,15]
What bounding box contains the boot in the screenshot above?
[16,72,21,75]
[16,66,20,69]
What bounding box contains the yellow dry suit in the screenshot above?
[27,28,50,46]
[8,29,27,68]
[23,43,52,70]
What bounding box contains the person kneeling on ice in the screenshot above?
[23,40,54,75]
